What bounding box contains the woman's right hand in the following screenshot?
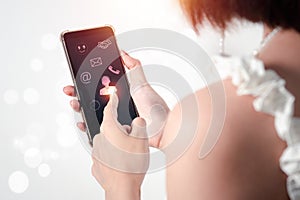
[63,51,170,149]
[120,51,170,148]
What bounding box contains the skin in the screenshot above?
[162,81,289,200]
[63,27,300,199]
[64,52,165,200]
[161,27,300,200]
[92,93,149,200]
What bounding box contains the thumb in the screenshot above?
[129,117,147,139]
[121,50,142,70]
[120,50,148,91]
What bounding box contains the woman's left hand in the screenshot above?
[91,93,149,200]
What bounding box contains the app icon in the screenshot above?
[108,65,120,75]
[77,44,87,54]
[97,39,112,49]
[89,100,101,111]
[90,57,103,68]
[99,76,117,96]
[80,72,91,84]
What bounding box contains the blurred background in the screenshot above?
[0,0,262,199]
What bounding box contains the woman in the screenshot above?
[63,0,300,199]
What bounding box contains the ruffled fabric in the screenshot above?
[214,55,300,200]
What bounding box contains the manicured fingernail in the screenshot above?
[120,50,128,56]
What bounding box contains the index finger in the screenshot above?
[102,92,119,126]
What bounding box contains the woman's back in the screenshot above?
[162,80,289,199]
[161,29,300,200]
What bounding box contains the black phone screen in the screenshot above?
[62,26,138,143]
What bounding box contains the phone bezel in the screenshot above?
[60,25,138,146]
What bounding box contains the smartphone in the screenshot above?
[61,26,138,145]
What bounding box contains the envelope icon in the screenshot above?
[90,57,103,68]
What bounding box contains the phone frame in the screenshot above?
[60,25,137,146]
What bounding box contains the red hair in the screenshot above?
[180,0,300,33]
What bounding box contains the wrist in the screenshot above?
[105,185,140,200]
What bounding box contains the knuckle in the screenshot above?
[135,59,142,66]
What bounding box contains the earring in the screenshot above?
[219,30,226,56]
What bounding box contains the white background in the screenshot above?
[0,0,262,199]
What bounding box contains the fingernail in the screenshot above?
[120,50,128,56]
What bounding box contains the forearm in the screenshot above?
[105,187,140,200]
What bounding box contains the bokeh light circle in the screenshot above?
[38,163,51,177]
[13,135,40,154]
[24,147,43,168]
[3,89,19,104]
[8,171,29,194]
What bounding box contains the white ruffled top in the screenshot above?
[213,55,300,200]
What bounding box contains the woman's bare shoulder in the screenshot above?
[161,79,259,148]
[161,79,289,200]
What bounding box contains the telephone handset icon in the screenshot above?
[108,65,120,75]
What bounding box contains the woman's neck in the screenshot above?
[258,25,300,70]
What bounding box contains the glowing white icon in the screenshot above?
[97,39,112,49]
[80,72,91,84]
[99,76,117,96]
[89,100,101,111]
[108,65,120,75]
[90,57,102,68]
[77,44,87,54]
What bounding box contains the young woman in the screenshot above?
[63,0,300,199]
